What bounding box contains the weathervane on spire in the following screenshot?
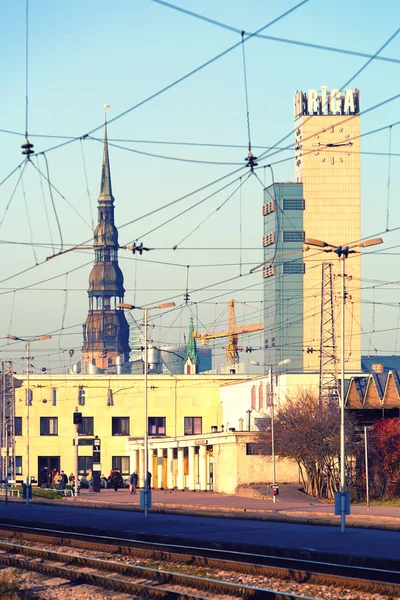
[104,104,110,124]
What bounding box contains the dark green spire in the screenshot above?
[186,316,198,363]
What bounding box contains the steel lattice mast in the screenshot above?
[0,361,15,482]
[319,263,338,404]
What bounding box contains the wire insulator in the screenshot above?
[21,137,34,157]
[244,151,258,171]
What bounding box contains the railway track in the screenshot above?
[0,524,398,599]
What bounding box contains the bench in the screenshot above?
[61,489,74,497]
[0,488,21,497]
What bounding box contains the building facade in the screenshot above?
[12,373,260,492]
[263,182,304,373]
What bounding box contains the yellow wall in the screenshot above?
[14,373,252,482]
[295,114,361,372]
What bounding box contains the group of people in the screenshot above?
[39,466,152,494]
[99,469,124,491]
[40,467,75,489]
[128,471,151,495]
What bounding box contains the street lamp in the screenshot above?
[5,333,52,506]
[118,301,175,517]
[305,236,383,532]
[252,358,290,503]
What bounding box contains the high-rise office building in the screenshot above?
[264,87,361,373]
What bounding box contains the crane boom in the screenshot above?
[195,299,264,364]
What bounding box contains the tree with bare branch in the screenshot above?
[257,388,358,499]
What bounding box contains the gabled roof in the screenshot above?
[371,372,387,401]
[392,370,400,397]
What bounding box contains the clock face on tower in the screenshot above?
[312,125,353,165]
[104,323,117,338]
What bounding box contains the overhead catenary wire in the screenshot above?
[35,155,55,254]
[0,162,27,233]
[151,0,400,66]
[20,168,38,265]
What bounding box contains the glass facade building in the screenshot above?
[263,182,304,374]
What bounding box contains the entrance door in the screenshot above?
[152,452,158,489]
[162,454,168,489]
[38,456,60,486]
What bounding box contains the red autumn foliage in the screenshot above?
[369,418,400,498]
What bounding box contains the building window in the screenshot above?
[27,390,32,406]
[251,386,256,410]
[112,456,130,475]
[265,339,268,349]
[283,262,305,275]
[52,388,57,406]
[107,388,114,406]
[283,231,305,243]
[184,417,202,435]
[283,198,304,211]
[16,456,22,475]
[246,443,266,455]
[78,417,94,436]
[262,265,276,279]
[40,417,58,436]
[15,417,22,436]
[271,337,276,347]
[78,456,93,476]
[262,201,276,216]
[258,384,263,411]
[112,417,130,436]
[78,386,85,406]
[262,232,276,247]
[148,417,166,436]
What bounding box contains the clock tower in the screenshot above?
[294,86,361,372]
[82,122,130,372]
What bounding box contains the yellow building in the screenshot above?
[294,86,361,372]
[13,373,258,491]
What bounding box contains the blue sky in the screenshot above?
[1,0,400,372]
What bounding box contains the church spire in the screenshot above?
[81,118,130,373]
[184,316,198,374]
[99,121,113,202]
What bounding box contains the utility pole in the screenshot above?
[269,366,277,503]
[1,361,15,503]
[319,262,338,405]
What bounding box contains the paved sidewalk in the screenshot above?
[65,485,400,530]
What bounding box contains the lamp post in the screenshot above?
[252,358,290,503]
[5,333,52,506]
[118,301,175,517]
[305,236,382,532]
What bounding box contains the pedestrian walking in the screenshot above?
[146,471,152,490]
[87,468,93,489]
[112,468,120,492]
[129,471,138,495]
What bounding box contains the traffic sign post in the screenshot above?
[92,437,101,493]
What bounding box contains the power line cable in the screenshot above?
[152,0,400,66]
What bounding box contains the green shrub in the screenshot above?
[32,487,62,500]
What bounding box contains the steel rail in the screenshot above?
[0,541,316,600]
[0,525,399,596]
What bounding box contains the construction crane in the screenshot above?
[195,299,264,365]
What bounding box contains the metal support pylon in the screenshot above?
[0,361,15,482]
[319,263,338,404]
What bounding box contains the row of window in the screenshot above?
[262,198,305,215]
[263,262,305,278]
[262,231,305,246]
[15,416,203,437]
[12,456,131,477]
